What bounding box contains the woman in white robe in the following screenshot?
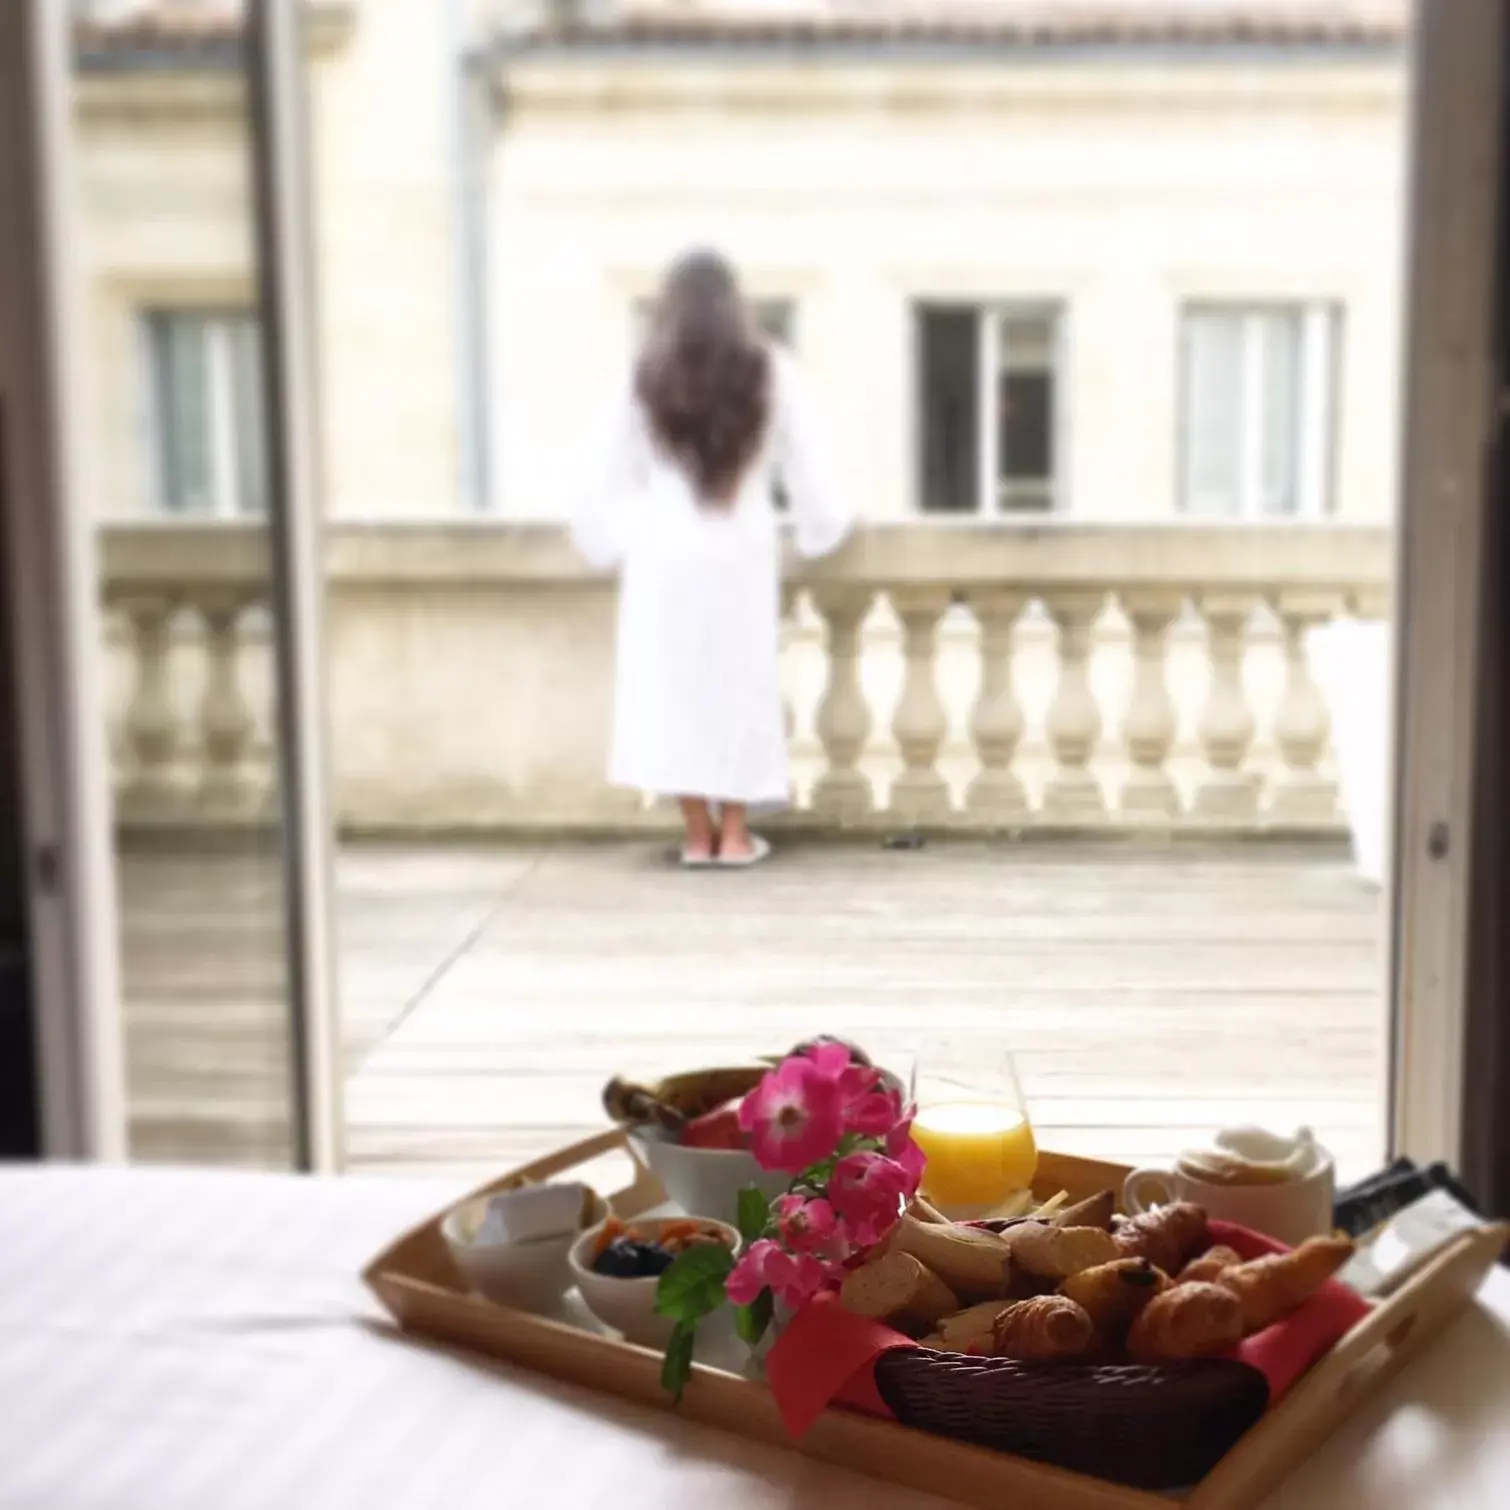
[572,250,850,866]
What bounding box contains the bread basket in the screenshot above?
[873,1349,1268,1489]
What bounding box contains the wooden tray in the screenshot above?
[364,1131,1508,1510]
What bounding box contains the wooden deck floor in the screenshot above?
[119,838,1389,1184]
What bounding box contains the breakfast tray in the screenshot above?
[363,1130,1508,1510]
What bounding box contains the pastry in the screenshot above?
[1126,1282,1245,1362]
[1057,1257,1168,1340]
[921,1299,1012,1353]
[1051,1190,1117,1231]
[1217,1236,1356,1333]
[1011,1223,1121,1282]
[1177,1245,1244,1286]
[1113,1202,1210,1275]
[991,1296,1095,1362]
[840,1251,959,1332]
[888,1214,1013,1301]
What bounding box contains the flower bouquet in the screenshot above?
[654,1039,924,1397]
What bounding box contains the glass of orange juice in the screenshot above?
[907,1044,1038,1219]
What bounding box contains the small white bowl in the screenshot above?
[443,1185,609,1313]
[569,1216,742,1348]
[628,1126,789,1225]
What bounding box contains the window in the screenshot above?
[144,311,267,517]
[1179,304,1338,518]
[917,303,1063,515]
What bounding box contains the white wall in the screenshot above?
[75,82,257,522]
[74,0,464,523]
[489,57,1407,523]
[310,0,462,519]
[72,34,1408,528]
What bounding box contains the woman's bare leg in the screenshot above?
[678,797,715,862]
[719,802,752,860]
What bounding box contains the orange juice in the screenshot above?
[912,1101,1039,1213]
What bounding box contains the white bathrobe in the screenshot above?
[572,350,850,805]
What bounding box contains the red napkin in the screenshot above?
[764,1222,1372,1440]
[764,1292,910,1436]
[1206,1219,1371,1398]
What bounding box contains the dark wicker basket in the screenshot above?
[872,1348,1269,1491]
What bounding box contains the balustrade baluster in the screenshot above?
[1043,591,1107,820]
[198,596,258,815]
[966,590,1028,823]
[1270,591,1340,824]
[1195,592,1260,819]
[889,589,951,825]
[1120,591,1183,820]
[120,595,180,817]
[811,588,874,824]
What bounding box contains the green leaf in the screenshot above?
[661,1320,696,1403]
[737,1186,771,1244]
[654,1242,736,1322]
[735,1289,774,1348]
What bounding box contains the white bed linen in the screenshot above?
[0,1166,1506,1510]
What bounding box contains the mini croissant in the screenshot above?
[1177,1245,1244,1286]
[1113,1202,1209,1276]
[991,1296,1095,1361]
[1057,1257,1169,1341]
[1126,1281,1245,1363]
[1217,1237,1356,1333]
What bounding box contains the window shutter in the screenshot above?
[151,315,213,515]
[228,317,269,517]
[1257,312,1303,517]
[918,306,979,513]
[1181,312,1244,515]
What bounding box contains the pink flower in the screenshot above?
[725,1238,827,1312]
[886,1115,927,1196]
[844,1081,905,1139]
[772,1194,848,1261]
[828,1151,912,1247]
[803,1041,855,1081]
[738,1055,846,1173]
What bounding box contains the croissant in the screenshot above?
[1217,1236,1356,1333]
[991,1296,1095,1362]
[1126,1281,1245,1362]
[1057,1257,1169,1341]
[1177,1245,1244,1286]
[1113,1202,1209,1275]
[1011,1224,1121,1282]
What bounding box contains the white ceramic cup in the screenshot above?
[1122,1150,1336,1249]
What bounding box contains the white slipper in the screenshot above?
[717,834,772,869]
[679,847,718,870]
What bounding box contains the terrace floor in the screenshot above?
[119,837,1388,1184]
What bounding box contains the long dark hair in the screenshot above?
[636,249,771,505]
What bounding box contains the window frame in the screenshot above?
[141,307,265,520]
[914,298,1068,519]
[1177,300,1341,521]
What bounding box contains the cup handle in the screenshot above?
[1123,1167,1176,1216]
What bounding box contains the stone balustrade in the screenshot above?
[99,520,1393,836]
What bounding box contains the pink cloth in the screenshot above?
[764,1222,1371,1439]
[1207,1220,1371,1398]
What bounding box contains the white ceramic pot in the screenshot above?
[443,1188,609,1312]
[627,1125,789,1224]
[568,1216,742,1348]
